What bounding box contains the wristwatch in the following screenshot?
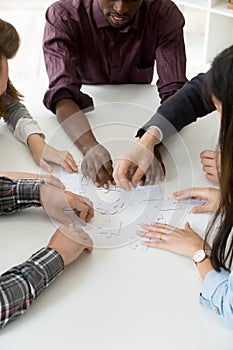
[192,249,209,263]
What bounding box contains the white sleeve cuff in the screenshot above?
[14,118,45,145]
[147,126,163,142]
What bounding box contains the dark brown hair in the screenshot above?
[0,18,23,116]
[203,45,233,271]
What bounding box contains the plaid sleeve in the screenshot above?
[0,177,44,215]
[0,247,64,329]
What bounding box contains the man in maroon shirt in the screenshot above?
[43,0,187,188]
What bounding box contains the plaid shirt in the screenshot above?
[0,176,43,215]
[0,248,64,328]
[0,177,64,328]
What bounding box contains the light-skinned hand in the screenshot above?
[113,133,165,190]
[48,225,93,266]
[27,134,78,173]
[200,150,221,184]
[138,222,209,257]
[40,184,94,225]
[173,187,220,213]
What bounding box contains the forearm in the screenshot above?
[56,99,98,154]
[195,259,214,280]
[0,177,43,215]
[0,172,41,180]
[0,247,64,328]
[137,73,215,141]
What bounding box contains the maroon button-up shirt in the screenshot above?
[43,0,187,113]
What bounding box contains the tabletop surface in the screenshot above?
[0,84,232,350]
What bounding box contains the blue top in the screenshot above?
[200,268,233,328]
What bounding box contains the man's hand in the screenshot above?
[48,225,93,266]
[81,143,114,188]
[113,131,165,190]
[28,134,78,173]
[200,150,221,184]
[40,183,94,225]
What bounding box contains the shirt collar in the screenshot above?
[93,0,144,32]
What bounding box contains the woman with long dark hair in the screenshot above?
[139,45,233,328]
[0,18,77,174]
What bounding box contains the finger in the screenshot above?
[65,153,78,172]
[61,155,78,173]
[202,165,217,176]
[81,161,89,179]
[40,159,52,173]
[148,164,157,185]
[173,188,207,201]
[141,240,167,249]
[131,167,145,187]
[78,207,90,223]
[200,157,215,167]
[86,164,97,184]
[137,230,167,240]
[85,246,93,254]
[205,173,219,184]
[200,150,217,159]
[103,160,113,179]
[140,223,175,235]
[191,203,212,214]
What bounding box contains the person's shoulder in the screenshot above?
[47,0,90,17]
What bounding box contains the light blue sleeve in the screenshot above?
[199,268,233,328]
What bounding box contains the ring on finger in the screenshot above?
[159,233,163,240]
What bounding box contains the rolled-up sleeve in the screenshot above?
[0,247,64,328]
[43,5,93,113]
[200,268,233,328]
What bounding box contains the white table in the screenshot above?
[0,85,232,349]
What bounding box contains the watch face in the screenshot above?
[193,250,206,263]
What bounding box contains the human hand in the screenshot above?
[200,150,221,184]
[40,184,94,225]
[173,187,220,213]
[113,135,165,190]
[48,225,93,266]
[81,143,114,188]
[138,222,207,257]
[28,134,78,173]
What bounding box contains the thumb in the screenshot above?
[40,158,52,173]
[184,221,192,231]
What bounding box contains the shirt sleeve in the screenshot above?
[3,95,45,144]
[0,247,64,329]
[43,5,93,113]
[199,268,233,328]
[155,2,187,102]
[0,177,43,215]
[136,73,216,141]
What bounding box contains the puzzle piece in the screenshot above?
[97,217,122,238]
